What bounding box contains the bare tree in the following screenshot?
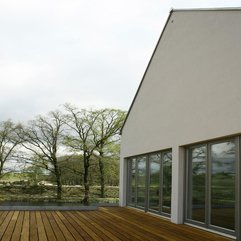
[0,120,22,177]
[18,111,65,199]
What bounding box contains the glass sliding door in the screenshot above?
[129,158,136,205]
[136,156,147,208]
[149,154,161,211]
[148,151,172,215]
[187,146,206,223]
[210,141,236,230]
[162,151,172,214]
[186,138,237,236]
[127,149,172,217]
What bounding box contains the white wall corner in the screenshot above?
[171,146,185,224]
[119,157,127,207]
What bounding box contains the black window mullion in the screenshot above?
[145,155,150,212]
[127,159,131,204]
[236,137,240,239]
[159,152,163,215]
[206,143,210,229]
[187,148,193,220]
[135,158,138,207]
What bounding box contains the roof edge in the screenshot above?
[120,9,174,135]
[172,7,241,12]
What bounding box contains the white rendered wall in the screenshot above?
[120,10,241,224]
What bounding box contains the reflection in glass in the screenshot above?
[127,151,172,215]
[137,156,147,207]
[130,158,136,205]
[162,152,172,214]
[211,141,235,230]
[149,154,161,211]
[188,146,206,223]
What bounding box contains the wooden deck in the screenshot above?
[0,207,234,241]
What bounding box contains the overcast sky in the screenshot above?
[1,0,241,122]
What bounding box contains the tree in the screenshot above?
[64,104,101,205]
[0,120,22,177]
[58,155,83,186]
[93,109,126,197]
[18,111,65,199]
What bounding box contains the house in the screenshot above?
[120,8,241,240]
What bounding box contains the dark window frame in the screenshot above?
[185,137,240,238]
[126,149,172,217]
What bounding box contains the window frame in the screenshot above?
[126,149,172,217]
[185,137,239,237]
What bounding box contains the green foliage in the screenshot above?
[48,153,120,187]
[0,184,119,203]
[0,105,126,204]
[0,120,22,177]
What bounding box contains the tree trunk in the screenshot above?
[56,175,62,200]
[0,160,3,177]
[99,158,105,198]
[82,153,90,205]
[53,157,62,200]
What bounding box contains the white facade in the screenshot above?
[120,9,241,239]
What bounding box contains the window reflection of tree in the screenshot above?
[211,141,236,230]
[163,151,172,209]
[211,142,235,174]
[192,146,206,175]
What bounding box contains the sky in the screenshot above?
[1,0,241,122]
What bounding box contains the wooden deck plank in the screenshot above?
[101,207,233,241]
[99,209,171,241]
[100,207,182,241]
[0,211,9,226]
[56,211,85,241]
[88,210,144,241]
[68,211,103,241]
[11,211,24,241]
[45,211,66,241]
[41,212,57,241]
[20,211,29,241]
[30,212,38,241]
[36,211,48,241]
[75,211,120,241]
[1,211,19,241]
[96,208,165,241]
[0,212,14,240]
[0,207,234,241]
[51,211,76,241]
[63,211,93,241]
[102,207,204,241]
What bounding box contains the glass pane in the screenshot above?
[211,141,236,230]
[188,146,206,222]
[137,156,147,207]
[162,151,172,214]
[149,154,161,211]
[129,158,136,205]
